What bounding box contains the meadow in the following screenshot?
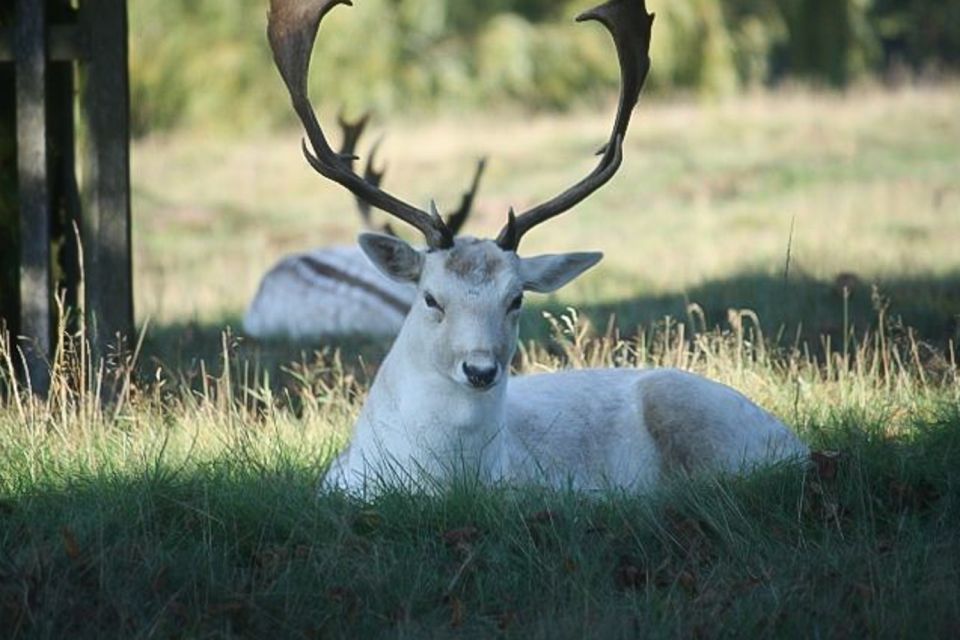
[2,85,960,637]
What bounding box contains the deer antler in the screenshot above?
[269,0,649,252]
[337,111,387,230]
[496,0,654,251]
[445,158,487,236]
[337,112,487,237]
[267,0,454,249]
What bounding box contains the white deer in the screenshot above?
[267,0,808,494]
[243,113,486,340]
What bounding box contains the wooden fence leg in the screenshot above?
[15,0,52,395]
[78,0,133,371]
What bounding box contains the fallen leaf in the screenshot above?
[852,582,874,602]
[665,509,713,559]
[327,586,355,604]
[449,596,464,628]
[61,526,81,560]
[888,479,940,512]
[497,610,516,631]
[526,510,558,525]
[442,526,479,548]
[390,606,409,625]
[614,557,646,591]
[253,546,289,573]
[206,600,248,616]
[810,450,841,480]
[677,570,698,594]
[876,538,895,554]
[151,566,169,594]
[327,586,360,620]
[352,510,382,534]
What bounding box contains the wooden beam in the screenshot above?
[0,25,81,62]
[78,0,133,367]
[16,0,52,394]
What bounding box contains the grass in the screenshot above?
[1,315,958,637]
[132,84,960,355]
[2,86,960,636]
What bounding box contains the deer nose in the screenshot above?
[462,362,499,389]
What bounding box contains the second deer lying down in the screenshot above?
[267,0,808,494]
[243,114,486,340]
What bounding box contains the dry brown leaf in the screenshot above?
[497,610,516,631]
[677,570,698,595]
[151,566,169,594]
[852,582,874,602]
[61,526,81,560]
[449,596,464,628]
[352,509,382,534]
[442,526,479,547]
[294,544,311,559]
[888,479,940,512]
[614,557,646,591]
[526,510,558,525]
[810,450,841,480]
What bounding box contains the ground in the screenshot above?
[1,86,959,637]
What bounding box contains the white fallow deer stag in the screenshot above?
[267,0,808,494]
[243,113,487,339]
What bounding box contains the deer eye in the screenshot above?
[507,293,523,313]
[424,292,444,312]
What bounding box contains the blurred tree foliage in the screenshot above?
[85,0,960,135]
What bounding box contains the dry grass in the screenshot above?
[132,84,960,329]
[2,297,958,636]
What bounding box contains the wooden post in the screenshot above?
[77,0,133,366]
[3,0,133,391]
[15,0,52,394]
[50,0,82,333]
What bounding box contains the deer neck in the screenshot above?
[356,327,508,481]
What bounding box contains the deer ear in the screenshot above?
[519,252,603,293]
[359,233,424,283]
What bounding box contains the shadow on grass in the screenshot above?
[140,269,960,381]
[2,407,958,638]
[524,268,960,348]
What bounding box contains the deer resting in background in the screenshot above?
[243,113,487,339]
[268,0,808,494]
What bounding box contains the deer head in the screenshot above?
[268,0,653,391]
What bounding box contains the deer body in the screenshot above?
[267,0,807,495]
[244,245,413,339]
[323,237,807,494]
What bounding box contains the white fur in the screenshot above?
[322,235,807,495]
[243,245,414,339]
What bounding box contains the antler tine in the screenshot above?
[496,0,654,251]
[337,111,377,228]
[361,136,393,234]
[363,136,387,189]
[336,110,371,172]
[267,0,453,248]
[444,157,487,236]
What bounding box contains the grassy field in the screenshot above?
[2,86,960,637]
[132,84,960,365]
